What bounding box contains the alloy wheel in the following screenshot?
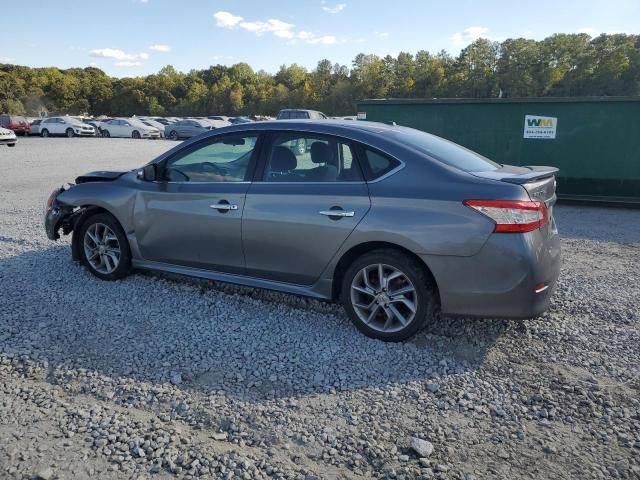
[350,263,418,333]
[83,223,121,274]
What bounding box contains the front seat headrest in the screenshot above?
[271,146,297,171]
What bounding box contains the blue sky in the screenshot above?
[3,0,639,77]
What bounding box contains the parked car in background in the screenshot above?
[0,115,30,136]
[83,118,104,136]
[44,120,560,342]
[40,117,95,137]
[230,116,254,124]
[276,109,327,120]
[99,118,161,139]
[140,118,166,138]
[29,119,42,136]
[149,117,174,126]
[0,126,17,147]
[165,118,229,140]
[208,115,230,122]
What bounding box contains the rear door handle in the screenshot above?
[210,203,238,211]
[319,209,354,218]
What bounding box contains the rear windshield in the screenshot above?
[392,128,499,172]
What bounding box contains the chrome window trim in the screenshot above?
[366,160,406,183]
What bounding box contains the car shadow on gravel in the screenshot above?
[2,246,512,402]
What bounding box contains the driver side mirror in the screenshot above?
[137,164,157,182]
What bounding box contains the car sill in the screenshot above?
[132,259,331,300]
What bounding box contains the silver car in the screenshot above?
[44,121,561,341]
[165,119,219,140]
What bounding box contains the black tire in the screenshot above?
[340,249,437,342]
[65,128,75,138]
[132,130,141,139]
[78,213,132,281]
[169,130,179,140]
[41,129,49,138]
[101,130,110,138]
[7,143,16,147]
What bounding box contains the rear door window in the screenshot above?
[263,133,363,182]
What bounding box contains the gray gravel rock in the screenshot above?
[410,437,434,457]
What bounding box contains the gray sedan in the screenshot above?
[44,121,561,341]
[165,119,231,140]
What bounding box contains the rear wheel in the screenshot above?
[341,249,437,342]
[41,129,49,138]
[132,130,141,139]
[101,130,110,138]
[66,128,75,138]
[78,213,131,281]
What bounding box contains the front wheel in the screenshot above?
[132,130,141,139]
[101,130,110,138]
[341,249,437,342]
[169,130,179,140]
[66,128,75,138]
[41,129,49,138]
[78,213,131,281]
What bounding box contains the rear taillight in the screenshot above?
[464,199,548,233]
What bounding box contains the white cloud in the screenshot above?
[115,61,143,67]
[90,48,148,61]
[0,56,14,63]
[149,44,170,52]
[239,19,295,39]
[214,11,243,28]
[306,35,337,45]
[450,26,490,46]
[213,10,338,45]
[322,3,347,14]
[375,31,390,38]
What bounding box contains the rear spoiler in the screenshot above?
[500,166,559,185]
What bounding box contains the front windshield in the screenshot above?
[392,128,500,172]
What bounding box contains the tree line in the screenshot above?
[1,33,639,117]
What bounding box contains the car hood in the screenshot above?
[0,127,15,135]
[75,170,128,184]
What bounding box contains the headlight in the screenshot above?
[45,188,60,214]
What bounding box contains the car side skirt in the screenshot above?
[131,258,335,301]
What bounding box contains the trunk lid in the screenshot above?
[471,165,558,205]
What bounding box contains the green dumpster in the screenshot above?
[357,97,640,206]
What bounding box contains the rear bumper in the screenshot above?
[422,221,561,319]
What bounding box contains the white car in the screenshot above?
[99,118,161,139]
[0,126,17,147]
[39,117,96,137]
[138,118,166,138]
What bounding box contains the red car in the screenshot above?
[0,114,31,136]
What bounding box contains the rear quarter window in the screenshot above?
[358,146,401,181]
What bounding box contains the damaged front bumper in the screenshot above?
[44,187,76,240]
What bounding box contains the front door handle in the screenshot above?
[319,209,355,218]
[210,203,238,211]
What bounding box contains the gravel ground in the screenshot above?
[1,137,639,479]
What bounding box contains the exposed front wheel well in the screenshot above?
[71,206,124,261]
[332,241,440,303]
